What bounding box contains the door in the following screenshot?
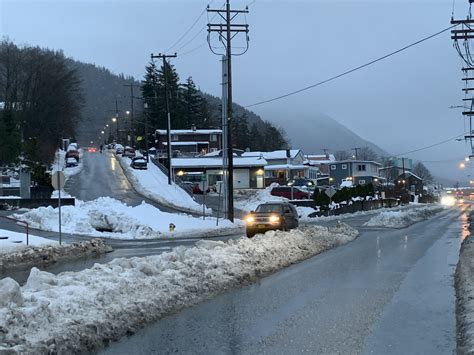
[233,169,250,189]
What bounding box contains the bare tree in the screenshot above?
[358,147,378,161]
[334,150,351,161]
[412,162,433,183]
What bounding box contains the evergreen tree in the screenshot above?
[141,61,160,129]
[232,113,251,150]
[180,77,209,128]
[249,123,263,151]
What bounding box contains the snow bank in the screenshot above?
[0,223,357,353]
[14,197,240,240]
[234,184,288,212]
[456,229,474,353]
[364,205,444,228]
[0,239,111,271]
[117,155,208,214]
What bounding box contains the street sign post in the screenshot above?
[51,171,65,245]
[324,186,336,217]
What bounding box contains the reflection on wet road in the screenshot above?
[101,208,463,354]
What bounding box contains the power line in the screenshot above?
[166,1,213,52]
[393,132,466,157]
[245,24,456,108]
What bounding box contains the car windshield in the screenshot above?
[256,204,283,213]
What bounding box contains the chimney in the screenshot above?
[191,124,196,132]
[286,149,291,158]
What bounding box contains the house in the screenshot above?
[328,160,382,187]
[242,149,319,186]
[155,127,222,155]
[394,171,423,198]
[306,154,336,175]
[172,156,267,190]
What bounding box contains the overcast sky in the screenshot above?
[1,0,473,182]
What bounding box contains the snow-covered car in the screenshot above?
[115,144,124,155]
[130,157,147,170]
[65,157,79,168]
[123,146,136,158]
[65,149,80,161]
[244,202,299,238]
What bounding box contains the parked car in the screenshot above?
[271,186,311,200]
[65,157,79,168]
[287,178,315,189]
[115,144,124,155]
[107,143,116,149]
[245,202,299,238]
[65,149,80,161]
[130,157,147,170]
[183,182,203,194]
[123,146,136,158]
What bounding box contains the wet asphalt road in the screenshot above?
[66,151,176,212]
[101,207,464,355]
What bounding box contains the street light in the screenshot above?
[466,157,470,162]
[460,162,466,169]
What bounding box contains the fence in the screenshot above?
[149,157,193,196]
[290,198,401,218]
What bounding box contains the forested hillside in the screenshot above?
[72,60,288,151]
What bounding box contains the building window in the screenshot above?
[331,165,336,170]
[171,135,178,141]
[359,179,366,185]
[357,164,366,171]
[342,164,347,170]
[210,134,217,142]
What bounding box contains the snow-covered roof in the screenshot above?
[203,149,238,157]
[242,149,301,160]
[400,171,423,181]
[173,157,267,168]
[156,129,222,135]
[264,164,308,170]
[162,141,209,146]
[306,154,336,162]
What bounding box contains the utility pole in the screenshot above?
[452,6,474,156]
[115,98,119,144]
[124,83,140,147]
[207,0,249,222]
[150,52,177,185]
[352,147,360,160]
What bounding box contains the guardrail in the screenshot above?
[0,215,29,245]
[149,157,193,196]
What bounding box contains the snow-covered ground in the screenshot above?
[0,229,55,254]
[363,204,444,228]
[14,197,241,240]
[0,239,111,272]
[117,155,208,214]
[0,223,358,353]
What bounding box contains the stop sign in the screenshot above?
[51,171,66,190]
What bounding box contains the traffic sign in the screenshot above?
[51,171,66,190]
[325,186,336,198]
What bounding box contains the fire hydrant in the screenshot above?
[169,223,176,232]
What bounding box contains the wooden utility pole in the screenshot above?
[150,52,177,185]
[124,83,140,147]
[207,0,249,222]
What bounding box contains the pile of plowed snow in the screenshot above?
[14,197,238,240]
[363,205,444,228]
[0,223,357,353]
[0,239,111,271]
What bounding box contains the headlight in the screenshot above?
[269,215,280,224]
[441,196,455,206]
[245,215,255,224]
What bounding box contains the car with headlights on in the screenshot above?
[245,202,299,238]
